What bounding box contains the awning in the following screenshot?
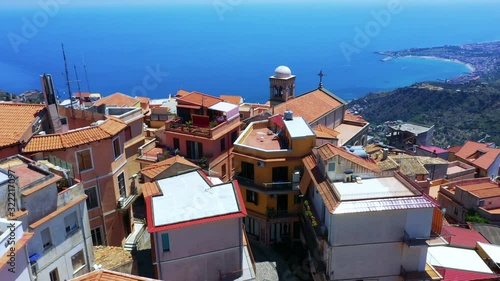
[29,253,41,263]
[208,101,238,112]
[269,114,285,128]
[177,104,201,109]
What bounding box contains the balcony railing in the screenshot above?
[403,230,430,247]
[165,116,239,139]
[267,208,300,219]
[299,213,327,274]
[234,175,294,193]
[117,186,139,211]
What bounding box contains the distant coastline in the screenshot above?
[382,55,476,72]
[376,41,499,83]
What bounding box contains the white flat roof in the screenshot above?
[284,117,315,138]
[478,242,500,264]
[151,171,241,227]
[209,101,238,113]
[334,177,416,201]
[0,170,8,184]
[389,123,432,135]
[334,196,434,214]
[427,246,493,274]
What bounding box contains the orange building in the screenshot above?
[232,111,316,244]
[23,118,139,247]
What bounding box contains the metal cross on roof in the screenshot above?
[318,70,325,88]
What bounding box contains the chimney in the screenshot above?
[382,148,389,161]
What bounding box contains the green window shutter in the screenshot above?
[161,233,170,251]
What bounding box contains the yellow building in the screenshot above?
[232,111,316,244]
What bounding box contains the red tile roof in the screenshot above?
[317,143,381,172]
[455,141,500,171]
[140,155,199,179]
[24,118,127,152]
[436,267,498,281]
[344,110,368,124]
[70,269,160,281]
[0,103,46,148]
[146,172,247,233]
[448,146,462,153]
[93,92,140,107]
[313,124,340,139]
[220,95,243,105]
[273,88,344,124]
[302,154,339,212]
[441,225,489,248]
[419,145,449,154]
[141,182,161,198]
[176,91,222,108]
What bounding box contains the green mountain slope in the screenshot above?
[349,71,500,147]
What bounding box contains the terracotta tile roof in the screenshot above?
[220,95,243,105]
[93,92,140,107]
[24,118,127,152]
[448,146,462,153]
[442,225,489,248]
[0,103,46,148]
[455,141,500,171]
[176,91,223,107]
[140,155,199,179]
[302,154,339,212]
[135,96,150,104]
[456,180,500,199]
[273,88,344,124]
[313,124,339,139]
[0,232,34,270]
[90,246,136,273]
[175,89,191,98]
[389,154,430,176]
[71,269,160,281]
[317,143,381,172]
[344,110,368,124]
[142,182,161,198]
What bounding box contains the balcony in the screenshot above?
[117,186,139,211]
[267,208,300,219]
[300,213,327,275]
[165,115,239,139]
[234,175,296,194]
[403,230,430,247]
[400,264,442,281]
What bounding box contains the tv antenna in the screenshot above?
[73,65,83,108]
[62,43,75,118]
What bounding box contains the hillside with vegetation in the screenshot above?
[349,70,500,148]
[0,90,16,101]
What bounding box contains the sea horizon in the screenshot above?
[0,1,499,103]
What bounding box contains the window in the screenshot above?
[71,250,86,273]
[49,268,59,281]
[220,138,226,152]
[246,190,258,205]
[240,162,254,180]
[41,228,52,250]
[76,149,93,172]
[173,138,180,150]
[231,130,238,144]
[221,164,227,178]
[125,126,132,141]
[91,227,103,246]
[161,233,170,251]
[118,172,126,198]
[186,141,203,159]
[113,138,122,159]
[64,212,78,234]
[60,117,68,125]
[243,217,260,238]
[328,162,336,171]
[84,187,99,210]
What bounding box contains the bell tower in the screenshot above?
[269,65,296,108]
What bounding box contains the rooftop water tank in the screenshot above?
[284,110,293,121]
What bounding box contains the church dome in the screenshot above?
[274,65,292,78]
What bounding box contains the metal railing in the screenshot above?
[234,175,294,192]
[403,230,430,247]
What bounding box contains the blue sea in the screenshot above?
[0,0,499,103]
